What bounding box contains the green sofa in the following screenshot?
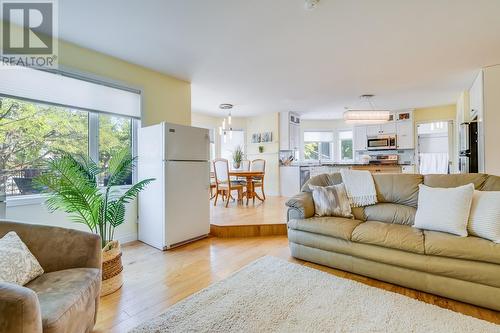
[0,221,102,333]
[286,173,500,310]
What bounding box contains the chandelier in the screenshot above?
[219,103,233,143]
[343,95,390,124]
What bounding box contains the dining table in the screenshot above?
[228,170,265,204]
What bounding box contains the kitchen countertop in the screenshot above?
[280,162,414,167]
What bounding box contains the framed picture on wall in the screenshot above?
[261,132,273,142]
[252,133,261,143]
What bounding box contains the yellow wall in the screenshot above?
[58,41,191,126]
[414,104,456,123]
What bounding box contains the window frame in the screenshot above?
[3,69,142,206]
[303,130,334,161]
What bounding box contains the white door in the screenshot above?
[138,123,165,250]
[353,126,367,151]
[380,122,396,135]
[397,121,414,149]
[165,123,210,161]
[165,161,210,248]
[366,125,380,136]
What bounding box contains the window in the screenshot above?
[220,130,245,162]
[338,130,353,161]
[98,114,132,186]
[0,96,136,197]
[303,131,333,160]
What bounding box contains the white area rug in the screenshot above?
[130,256,499,333]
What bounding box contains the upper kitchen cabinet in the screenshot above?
[353,126,367,151]
[366,122,396,136]
[469,71,483,121]
[396,120,414,149]
[279,111,301,150]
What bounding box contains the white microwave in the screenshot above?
[367,135,397,151]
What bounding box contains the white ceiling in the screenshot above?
[57,0,500,119]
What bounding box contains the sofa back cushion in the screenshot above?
[481,175,500,191]
[364,203,416,225]
[372,174,423,208]
[301,173,343,192]
[423,173,487,189]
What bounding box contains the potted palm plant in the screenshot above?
[232,145,244,169]
[35,149,154,296]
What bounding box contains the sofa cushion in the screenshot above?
[288,217,362,240]
[424,230,500,265]
[351,221,424,254]
[363,203,416,225]
[482,175,500,191]
[423,173,487,189]
[26,268,100,332]
[301,173,343,192]
[372,174,423,207]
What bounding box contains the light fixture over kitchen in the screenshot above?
[219,103,233,143]
[343,94,390,124]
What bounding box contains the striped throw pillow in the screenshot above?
[468,190,500,243]
[310,184,353,218]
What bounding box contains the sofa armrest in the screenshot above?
[285,192,315,221]
[0,221,102,273]
[0,282,42,333]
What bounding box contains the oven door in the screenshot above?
[367,137,390,150]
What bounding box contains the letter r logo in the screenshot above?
[2,1,53,54]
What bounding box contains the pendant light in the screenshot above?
[219,103,233,143]
[343,95,390,124]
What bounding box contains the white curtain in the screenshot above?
[419,153,449,174]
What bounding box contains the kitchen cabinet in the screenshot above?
[396,121,414,149]
[401,165,416,174]
[279,112,301,150]
[366,122,396,136]
[469,71,483,120]
[353,126,367,151]
[351,165,402,174]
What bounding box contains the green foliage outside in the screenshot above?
[304,142,319,160]
[0,97,132,194]
[340,139,353,160]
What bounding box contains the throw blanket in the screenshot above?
[340,169,377,207]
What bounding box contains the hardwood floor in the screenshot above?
[94,196,500,332]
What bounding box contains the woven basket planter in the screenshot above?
[101,240,123,296]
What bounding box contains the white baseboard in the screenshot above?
[116,232,138,244]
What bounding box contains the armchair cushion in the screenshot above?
[286,192,315,220]
[0,231,44,285]
[26,268,101,333]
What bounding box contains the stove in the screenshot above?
[368,154,399,165]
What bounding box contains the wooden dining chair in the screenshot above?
[241,160,250,171]
[250,159,266,202]
[213,158,244,207]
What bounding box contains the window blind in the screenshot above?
[304,131,334,142]
[0,65,141,118]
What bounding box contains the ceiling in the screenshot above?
[56,0,500,119]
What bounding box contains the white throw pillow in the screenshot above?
[413,183,474,236]
[0,231,44,285]
[468,190,500,243]
[310,183,353,218]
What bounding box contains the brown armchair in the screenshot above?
[0,220,102,333]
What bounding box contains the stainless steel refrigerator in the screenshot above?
[459,122,478,173]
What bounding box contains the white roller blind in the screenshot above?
[0,66,141,118]
[304,131,334,142]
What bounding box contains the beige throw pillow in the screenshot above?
[0,231,44,285]
[413,183,474,237]
[468,190,500,243]
[310,183,353,218]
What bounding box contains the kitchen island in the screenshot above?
[279,162,415,197]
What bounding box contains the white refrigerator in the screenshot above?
[138,122,210,250]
